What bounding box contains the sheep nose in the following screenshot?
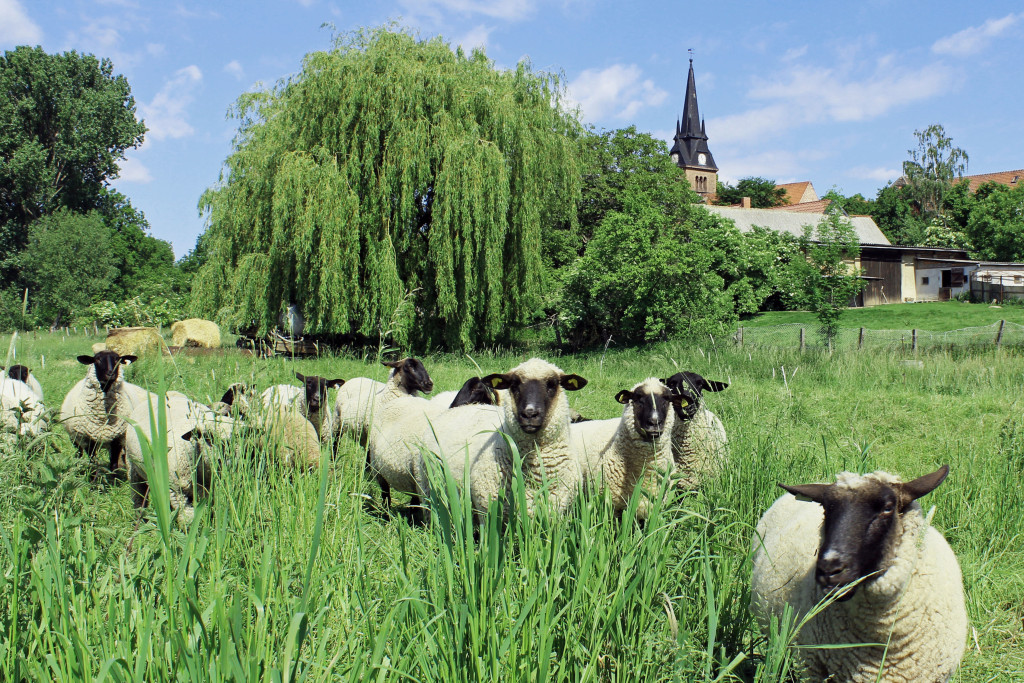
[816,555,847,587]
[521,405,539,419]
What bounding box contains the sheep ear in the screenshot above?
[779,482,830,504]
[482,373,512,390]
[77,355,95,365]
[704,380,729,392]
[669,394,691,408]
[181,430,195,442]
[120,355,137,365]
[295,372,306,382]
[614,390,633,405]
[381,360,401,369]
[896,465,949,507]
[327,378,345,388]
[560,374,587,391]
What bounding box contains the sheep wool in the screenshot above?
[256,407,321,470]
[170,318,221,349]
[750,471,967,683]
[0,376,47,437]
[671,404,727,488]
[60,364,141,449]
[572,378,675,519]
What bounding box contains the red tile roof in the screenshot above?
[775,181,818,205]
[958,169,1024,193]
[766,198,832,213]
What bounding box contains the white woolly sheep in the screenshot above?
[249,406,322,471]
[662,371,729,487]
[60,351,142,473]
[572,378,684,520]
[210,382,255,417]
[0,373,48,437]
[429,376,500,410]
[125,389,234,526]
[5,365,43,401]
[330,357,434,447]
[750,466,967,683]
[261,372,344,440]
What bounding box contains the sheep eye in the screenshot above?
[880,501,895,516]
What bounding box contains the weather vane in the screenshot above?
[688,48,694,63]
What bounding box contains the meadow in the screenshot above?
[1,327,1022,681]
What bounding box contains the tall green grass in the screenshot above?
[0,330,1021,680]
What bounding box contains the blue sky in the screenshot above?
[2,0,1022,258]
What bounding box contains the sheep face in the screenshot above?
[661,371,728,420]
[295,373,345,414]
[483,363,587,434]
[615,382,687,442]
[6,365,30,383]
[383,358,434,394]
[780,465,950,600]
[77,351,137,392]
[449,377,497,409]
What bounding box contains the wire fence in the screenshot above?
[734,320,1024,353]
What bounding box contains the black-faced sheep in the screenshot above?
[661,371,729,487]
[261,372,344,440]
[750,465,967,682]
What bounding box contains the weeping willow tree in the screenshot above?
[193,27,582,350]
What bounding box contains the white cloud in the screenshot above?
[139,65,203,141]
[782,46,808,62]
[849,165,900,183]
[710,60,953,144]
[0,0,42,45]
[453,24,493,52]
[224,59,244,80]
[398,0,535,22]
[932,13,1021,55]
[565,64,668,122]
[116,154,153,183]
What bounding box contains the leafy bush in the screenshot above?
[86,294,186,328]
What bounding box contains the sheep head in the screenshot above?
[6,365,31,383]
[77,350,137,392]
[382,357,434,394]
[661,371,728,421]
[615,378,688,442]
[779,465,949,600]
[449,377,498,409]
[295,373,345,414]
[482,358,586,434]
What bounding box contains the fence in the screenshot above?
[734,320,1024,353]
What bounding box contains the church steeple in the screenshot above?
[669,57,718,200]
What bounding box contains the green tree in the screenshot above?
[786,210,865,350]
[823,189,874,216]
[965,182,1024,261]
[714,177,787,208]
[561,190,735,346]
[18,210,117,326]
[901,124,968,225]
[195,27,581,351]
[0,46,146,278]
[872,183,927,246]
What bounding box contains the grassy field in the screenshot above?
[1,328,1022,681]
[741,300,1024,331]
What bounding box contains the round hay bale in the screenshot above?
[105,327,168,356]
[91,342,107,354]
[170,318,221,349]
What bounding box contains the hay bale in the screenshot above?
[105,327,167,356]
[91,342,107,354]
[170,318,221,349]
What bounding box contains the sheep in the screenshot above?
[363,375,497,513]
[261,372,345,440]
[572,378,685,519]
[125,389,234,526]
[60,351,142,473]
[750,466,966,683]
[443,358,587,517]
[5,365,43,401]
[252,407,322,471]
[0,372,48,437]
[330,357,434,446]
[661,371,729,487]
[210,382,256,417]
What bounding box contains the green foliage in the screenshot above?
[561,190,737,346]
[872,182,927,246]
[786,210,865,349]
[195,26,582,351]
[86,294,186,328]
[901,124,969,224]
[714,177,787,208]
[0,46,145,280]
[965,181,1024,261]
[17,210,117,326]
[823,188,874,216]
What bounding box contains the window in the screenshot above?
[921,276,930,285]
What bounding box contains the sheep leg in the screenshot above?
[128,461,150,509]
[378,475,392,509]
[108,435,127,477]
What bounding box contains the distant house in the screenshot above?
[958,169,1024,194]
[775,181,819,206]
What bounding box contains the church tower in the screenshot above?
[669,58,718,201]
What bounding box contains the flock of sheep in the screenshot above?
[0,349,967,682]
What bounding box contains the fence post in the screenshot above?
[996,319,1006,348]
[799,327,805,352]
[737,326,743,347]
[858,327,865,350]
[912,329,918,352]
